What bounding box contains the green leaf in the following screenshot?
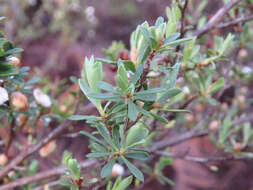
[140,26,152,47]
[27,160,38,175]
[162,33,180,45]
[5,48,23,55]
[158,88,181,104]
[68,159,81,179]
[96,81,116,92]
[163,38,192,47]
[134,88,165,95]
[68,115,101,121]
[208,78,224,94]
[150,112,168,124]
[84,56,103,93]
[115,75,128,91]
[90,142,107,152]
[97,58,116,65]
[88,93,122,101]
[116,176,133,190]
[97,125,117,149]
[112,125,121,148]
[128,101,138,121]
[134,93,157,101]
[122,157,144,182]
[118,62,128,83]
[0,17,6,21]
[84,178,99,184]
[86,152,111,158]
[125,124,148,147]
[130,63,144,85]
[101,158,116,178]
[161,109,191,113]
[80,131,104,145]
[162,62,181,89]
[115,62,129,91]
[125,152,149,161]
[123,61,136,72]
[79,79,102,113]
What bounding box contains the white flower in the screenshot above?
[111,163,124,177]
[0,87,9,105]
[182,86,190,94]
[242,66,252,74]
[33,89,52,108]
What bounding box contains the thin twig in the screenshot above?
[150,112,253,152]
[0,100,82,180]
[0,159,97,190]
[174,0,188,63]
[0,120,72,180]
[194,0,242,37]
[150,119,207,151]
[4,118,15,156]
[216,14,253,29]
[154,151,252,163]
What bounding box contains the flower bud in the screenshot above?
[238,48,248,60]
[59,105,67,112]
[10,92,29,112]
[151,102,162,109]
[7,56,21,68]
[209,120,219,133]
[111,163,124,177]
[184,113,194,122]
[0,154,8,166]
[39,140,56,157]
[33,89,52,108]
[0,87,9,105]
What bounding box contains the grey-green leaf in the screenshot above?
[122,157,144,182]
[101,158,116,178]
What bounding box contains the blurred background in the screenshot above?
[0,0,225,80]
[0,0,253,190]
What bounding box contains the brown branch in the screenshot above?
[0,159,97,190]
[0,119,72,180]
[194,0,242,37]
[0,100,82,180]
[4,118,15,156]
[174,0,188,57]
[150,112,253,152]
[216,14,253,29]
[150,119,208,151]
[154,151,251,163]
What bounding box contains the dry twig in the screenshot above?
[0,159,97,190]
[194,0,242,37]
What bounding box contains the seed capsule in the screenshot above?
[209,120,219,133]
[10,92,29,112]
[0,154,8,166]
[111,163,124,177]
[39,140,56,157]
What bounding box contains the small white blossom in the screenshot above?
[33,89,52,108]
[0,87,9,105]
[242,66,252,74]
[182,86,190,94]
[111,163,124,177]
